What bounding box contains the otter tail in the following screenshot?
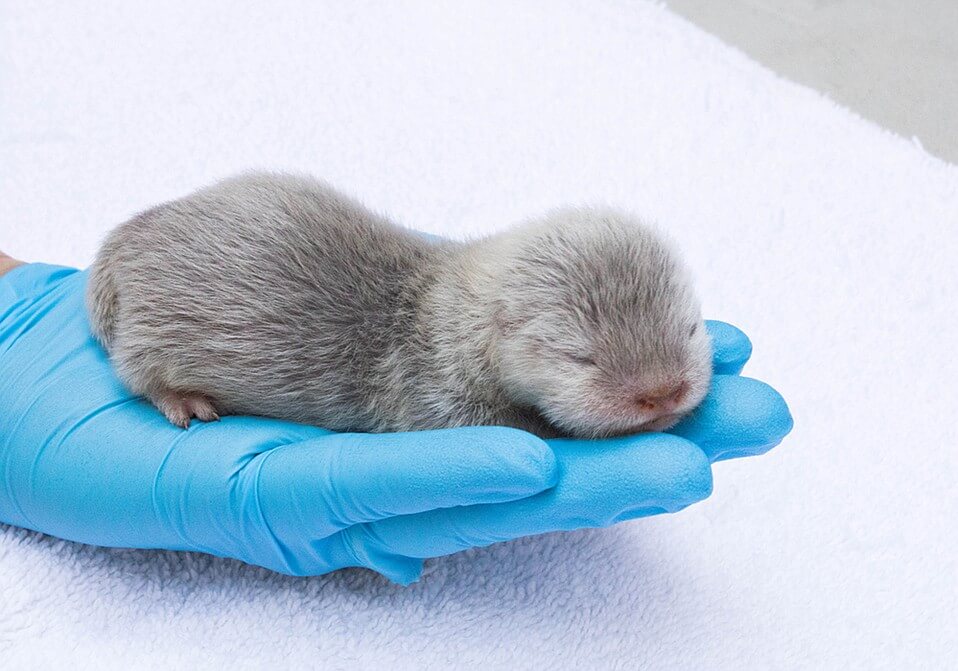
[86,237,122,349]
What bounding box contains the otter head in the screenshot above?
[491,208,712,438]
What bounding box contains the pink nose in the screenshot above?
[635,382,687,412]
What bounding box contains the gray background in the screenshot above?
[667,0,958,164]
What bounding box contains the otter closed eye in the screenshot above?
[86,171,712,439]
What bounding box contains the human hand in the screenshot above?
[0,264,791,584]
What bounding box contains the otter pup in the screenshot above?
[87,172,712,438]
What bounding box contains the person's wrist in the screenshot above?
[0,252,25,278]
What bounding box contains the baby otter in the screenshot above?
[87,172,712,438]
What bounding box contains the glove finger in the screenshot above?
[341,433,712,562]
[255,426,558,541]
[669,374,793,462]
[705,320,752,374]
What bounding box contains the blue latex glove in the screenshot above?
[0,264,791,584]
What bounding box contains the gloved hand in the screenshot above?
[0,264,791,584]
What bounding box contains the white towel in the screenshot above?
[2,1,956,668]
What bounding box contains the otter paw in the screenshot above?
[154,391,220,429]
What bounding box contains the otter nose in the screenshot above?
[634,382,687,412]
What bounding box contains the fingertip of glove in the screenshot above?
[739,377,792,443]
[384,559,426,586]
[706,320,752,375]
[482,426,559,490]
[708,377,794,462]
[661,435,713,506]
[433,425,559,493]
[762,381,794,438]
[604,436,712,522]
[611,434,713,509]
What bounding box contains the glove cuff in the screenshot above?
[0,263,78,314]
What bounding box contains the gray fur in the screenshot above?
[86,172,712,438]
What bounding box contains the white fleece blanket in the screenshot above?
[2,1,956,668]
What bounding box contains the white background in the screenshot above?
[2,1,956,668]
